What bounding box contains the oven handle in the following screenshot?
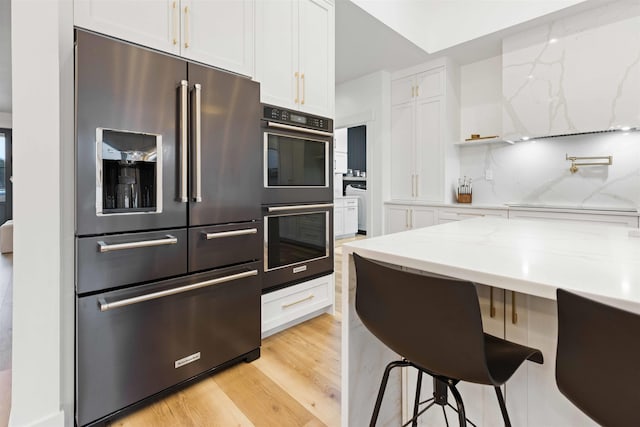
[266,121,333,137]
[204,228,258,240]
[98,269,258,312]
[97,235,178,253]
[268,203,334,213]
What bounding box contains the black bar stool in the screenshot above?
[556,289,640,427]
[353,253,543,427]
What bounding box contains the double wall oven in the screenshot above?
[75,31,262,426]
[261,105,334,292]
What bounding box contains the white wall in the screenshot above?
[335,71,391,237]
[0,112,10,128]
[10,0,74,426]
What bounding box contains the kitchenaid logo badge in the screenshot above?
[293,265,307,274]
[175,352,201,369]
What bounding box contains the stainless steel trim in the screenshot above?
[178,80,188,202]
[204,228,258,240]
[191,83,202,202]
[98,269,258,311]
[268,203,334,212]
[97,234,178,253]
[266,121,334,137]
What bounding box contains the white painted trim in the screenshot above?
[391,57,448,81]
[335,110,374,129]
[9,409,65,427]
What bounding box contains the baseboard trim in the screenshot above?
[9,409,65,427]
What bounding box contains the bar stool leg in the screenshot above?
[370,360,409,427]
[494,386,512,427]
[412,370,423,427]
[447,382,467,427]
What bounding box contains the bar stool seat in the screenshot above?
[353,253,543,427]
[556,288,640,427]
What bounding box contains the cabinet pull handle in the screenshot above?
[172,1,178,45]
[97,235,178,253]
[98,269,258,312]
[489,286,496,318]
[409,209,413,228]
[301,73,305,105]
[184,5,190,48]
[512,291,518,324]
[294,72,300,104]
[282,294,314,309]
[191,83,202,202]
[204,228,258,240]
[178,80,189,202]
[405,209,409,229]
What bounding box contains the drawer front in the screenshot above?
[76,229,188,294]
[344,198,358,207]
[508,210,639,227]
[77,263,261,426]
[189,222,262,273]
[262,274,333,333]
[438,208,508,223]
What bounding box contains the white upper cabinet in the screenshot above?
[256,0,335,117]
[180,0,254,77]
[74,0,254,77]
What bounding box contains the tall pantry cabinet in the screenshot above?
[389,59,459,204]
[255,0,335,118]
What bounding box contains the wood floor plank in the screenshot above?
[213,363,326,427]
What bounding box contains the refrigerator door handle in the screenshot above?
[98,269,258,311]
[178,80,189,202]
[191,83,202,202]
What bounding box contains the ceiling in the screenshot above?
[335,0,611,85]
[0,0,10,113]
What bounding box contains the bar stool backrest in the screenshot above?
[556,289,640,427]
[353,253,494,385]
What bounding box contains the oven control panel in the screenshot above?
[263,105,332,132]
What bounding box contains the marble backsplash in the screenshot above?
[457,131,640,209]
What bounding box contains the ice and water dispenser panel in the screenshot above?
[97,128,162,214]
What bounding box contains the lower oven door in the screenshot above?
[76,263,261,426]
[263,203,334,292]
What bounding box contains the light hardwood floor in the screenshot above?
[0,237,364,427]
[106,236,363,427]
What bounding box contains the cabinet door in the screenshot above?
[334,206,344,237]
[181,0,254,77]
[75,0,179,56]
[415,98,443,202]
[344,205,358,234]
[334,127,348,152]
[385,205,410,234]
[334,151,347,174]
[390,103,415,200]
[391,75,415,106]
[415,68,444,99]
[298,0,334,117]
[255,0,298,110]
[411,207,436,229]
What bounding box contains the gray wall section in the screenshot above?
[347,125,366,173]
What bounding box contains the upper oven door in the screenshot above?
[262,122,333,205]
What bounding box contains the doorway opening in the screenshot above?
[334,125,367,239]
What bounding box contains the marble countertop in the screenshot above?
[343,217,640,310]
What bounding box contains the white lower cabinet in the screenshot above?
[508,209,639,227]
[437,207,508,224]
[261,273,334,338]
[385,204,437,234]
[335,197,358,237]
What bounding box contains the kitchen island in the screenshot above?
[341,217,640,426]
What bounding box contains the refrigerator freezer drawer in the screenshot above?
[76,229,188,295]
[76,263,261,426]
[188,222,262,273]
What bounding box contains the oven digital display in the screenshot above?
[290,113,307,125]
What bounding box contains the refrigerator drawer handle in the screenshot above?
[204,228,258,240]
[268,203,334,213]
[97,235,178,253]
[266,121,333,137]
[98,269,258,312]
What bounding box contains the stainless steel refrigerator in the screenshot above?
[74,30,262,426]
